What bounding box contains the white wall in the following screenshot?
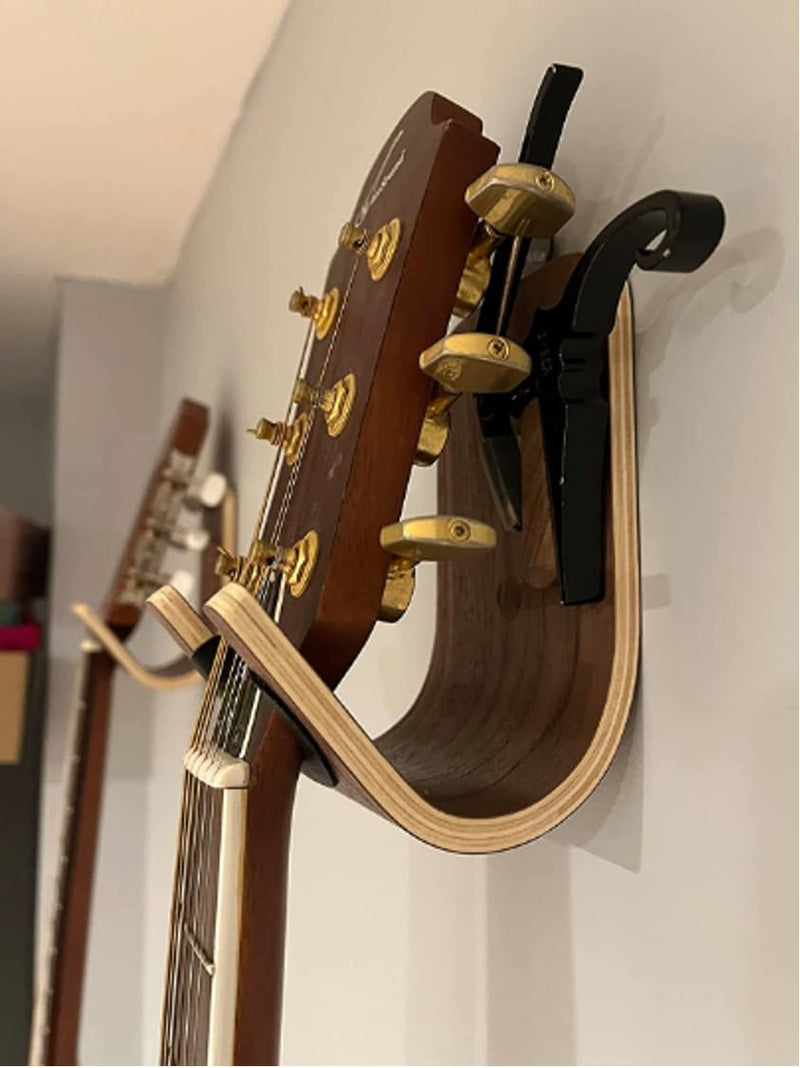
[46,281,171,1065]
[73,1,796,1064]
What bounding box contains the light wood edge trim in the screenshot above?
[71,602,201,692]
[204,291,639,853]
[146,584,214,657]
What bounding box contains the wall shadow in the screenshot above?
[485,839,575,1065]
[550,687,644,872]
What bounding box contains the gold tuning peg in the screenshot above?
[292,372,357,437]
[414,387,458,467]
[248,418,284,446]
[214,531,318,598]
[414,334,530,466]
[452,163,575,319]
[214,546,241,581]
[453,225,504,318]
[247,415,308,465]
[288,285,339,340]
[338,222,370,252]
[465,163,575,240]
[338,218,402,281]
[419,332,531,395]
[378,516,496,622]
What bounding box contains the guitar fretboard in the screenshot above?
[160,776,224,1065]
[29,639,114,1066]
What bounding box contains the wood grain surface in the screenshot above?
[203,278,640,853]
[271,93,499,686]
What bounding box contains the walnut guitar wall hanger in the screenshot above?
[147,71,724,1065]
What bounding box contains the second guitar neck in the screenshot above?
[29,642,117,1066]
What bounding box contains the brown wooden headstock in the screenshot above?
[259,93,498,686]
[102,398,210,634]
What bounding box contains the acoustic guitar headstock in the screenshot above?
[103,398,224,634]
[218,93,499,685]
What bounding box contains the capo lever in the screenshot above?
[515,189,726,604]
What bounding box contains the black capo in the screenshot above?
[475,66,725,605]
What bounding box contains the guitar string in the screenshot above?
[183,773,208,1060]
[164,617,236,1062]
[214,252,359,762]
[211,252,358,759]
[162,654,225,1063]
[162,303,318,1058]
[176,253,359,1055]
[194,314,316,756]
[165,240,361,1060]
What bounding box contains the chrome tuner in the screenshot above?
[169,527,210,553]
[183,472,227,511]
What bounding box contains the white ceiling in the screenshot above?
[0,0,290,387]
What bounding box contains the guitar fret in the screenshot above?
[180,917,215,977]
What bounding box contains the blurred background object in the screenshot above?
[0,507,49,1064]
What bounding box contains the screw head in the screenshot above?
[486,337,510,361]
[447,519,471,542]
[535,170,555,191]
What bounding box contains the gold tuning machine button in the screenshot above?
[452,163,575,318]
[378,516,496,622]
[465,163,575,241]
[419,332,531,395]
[381,515,497,562]
[288,285,339,340]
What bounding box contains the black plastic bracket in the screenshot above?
[516,190,725,604]
[473,65,725,605]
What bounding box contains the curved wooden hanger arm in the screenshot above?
[70,484,236,691]
[145,584,215,658]
[202,285,639,855]
[71,601,204,692]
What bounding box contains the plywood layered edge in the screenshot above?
[203,289,640,854]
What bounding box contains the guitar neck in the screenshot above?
[30,641,118,1066]
[161,706,303,1066]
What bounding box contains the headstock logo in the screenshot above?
[355,128,406,226]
